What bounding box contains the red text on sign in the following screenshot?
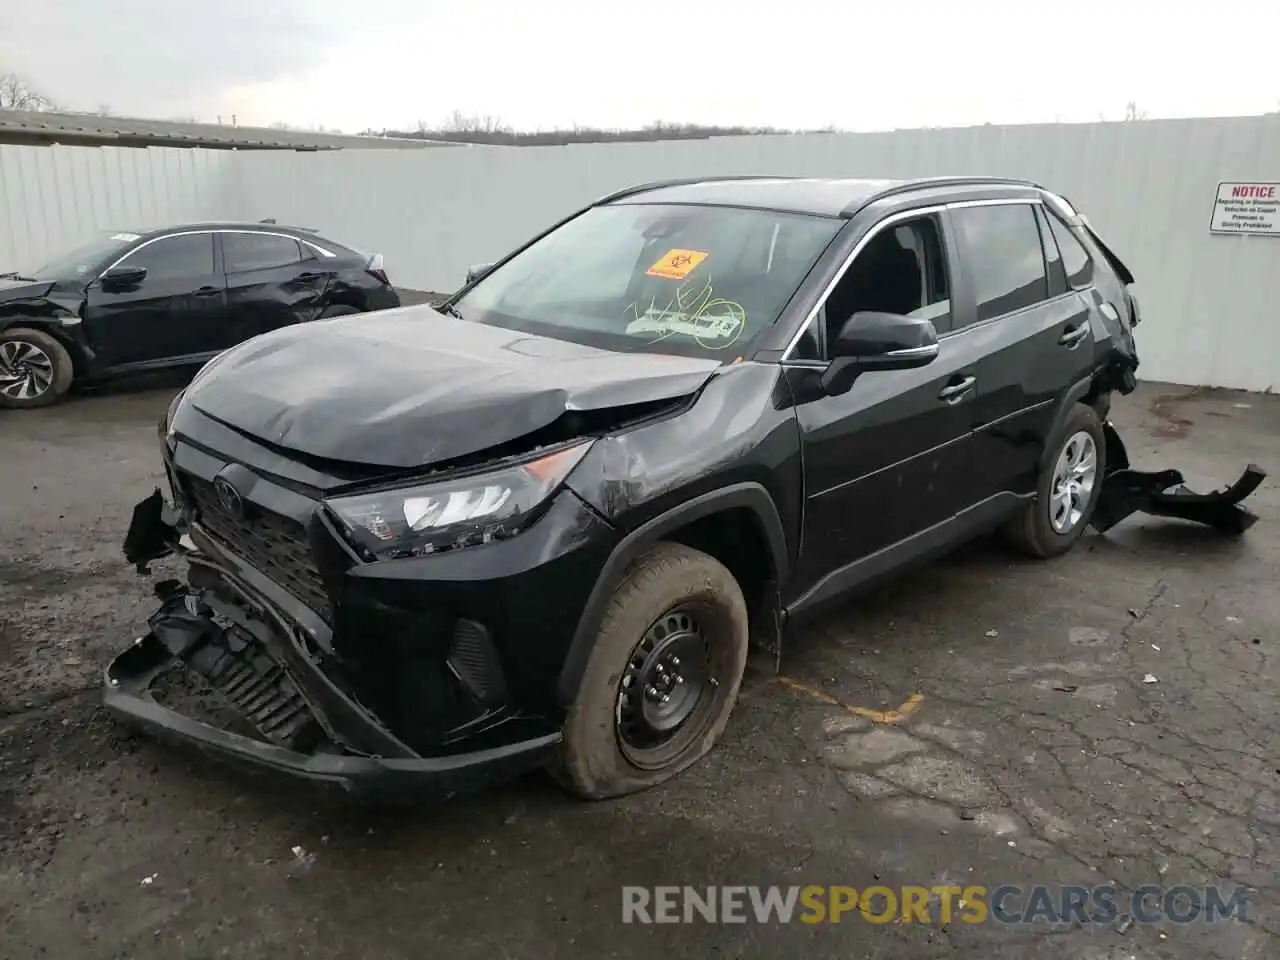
[1230,185,1276,199]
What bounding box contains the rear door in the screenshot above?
[82,231,226,367]
[221,231,331,340]
[948,201,1097,497]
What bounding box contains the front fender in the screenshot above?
[554,482,788,703]
[0,305,94,374]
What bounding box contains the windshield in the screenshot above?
[453,203,842,359]
[31,231,142,280]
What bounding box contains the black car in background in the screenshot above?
[0,222,399,408]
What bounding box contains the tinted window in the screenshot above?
[455,204,842,361]
[951,205,1047,324]
[1035,207,1067,297]
[224,233,303,272]
[1046,213,1094,288]
[120,233,215,280]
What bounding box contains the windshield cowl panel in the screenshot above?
[454,203,842,361]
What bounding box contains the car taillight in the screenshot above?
[366,253,390,285]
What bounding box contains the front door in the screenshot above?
[784,211,983,607]
[221,232,331,340]
[83,232,227,368]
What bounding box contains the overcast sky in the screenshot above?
[2,0,1277,132]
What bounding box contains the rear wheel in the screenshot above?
[0,327,74,409]
[553,542,749,799]
[1002,403,1106,558]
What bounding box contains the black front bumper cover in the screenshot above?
[110,513,561,801]
[106,632,559,800]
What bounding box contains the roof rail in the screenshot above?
[841,176,1042,217]
[593,175,800,206]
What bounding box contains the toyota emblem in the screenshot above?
[213,475,244,518]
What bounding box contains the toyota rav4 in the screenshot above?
[109,176,1265,801]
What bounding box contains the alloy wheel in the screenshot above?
[1049,430,1098,534]
[0,340,56,402]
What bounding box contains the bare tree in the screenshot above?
[1124,101,1147,121]
[0,71,55,111]
[442,110,512,135]
[373,115,841,145]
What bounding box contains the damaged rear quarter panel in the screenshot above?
[566,361,804,560]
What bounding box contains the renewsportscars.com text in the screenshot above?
[621,884,1250,926]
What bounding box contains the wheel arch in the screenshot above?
[0,314,89,378]
[319,299,364,317]
[555,483,788,704]
[1039,373,1106,474]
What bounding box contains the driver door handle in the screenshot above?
[938,375,976,403]
[1059,323,1089,347]
[295,271,325,282]
[192,286,221,297]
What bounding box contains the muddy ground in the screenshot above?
[1,377,1277,959]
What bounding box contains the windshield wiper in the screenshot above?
[436,301,465,319]
[0,272,38,282]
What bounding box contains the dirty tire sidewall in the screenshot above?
[0,327,74,409]
[1004,402,1107,558]
[554,541,749,800]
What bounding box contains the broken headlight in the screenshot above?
[325,441,593,560]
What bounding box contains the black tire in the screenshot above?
[318,304,361,320]
[0,326,74,409]
[1002,402,1107,558]
[553,542,750,799]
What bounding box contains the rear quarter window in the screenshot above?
[1045,213,1094,289]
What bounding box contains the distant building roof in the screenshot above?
[0,109,458,151]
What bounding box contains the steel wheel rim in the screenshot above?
[616,605,722,770]
[0,340,55,401]
[1049,430,1097,534]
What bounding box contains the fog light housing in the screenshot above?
[446,619,506,707]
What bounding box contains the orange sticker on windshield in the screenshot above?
[647,249,708,280]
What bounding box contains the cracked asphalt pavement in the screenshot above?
[1,377,1277,959]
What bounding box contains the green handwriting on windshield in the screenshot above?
[623,276,747,351]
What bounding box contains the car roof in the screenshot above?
[126,222,334,243]
[603,175,1043,218]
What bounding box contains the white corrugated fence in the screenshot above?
[2,115,1278,391]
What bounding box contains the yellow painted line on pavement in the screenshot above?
[777,677,925,724]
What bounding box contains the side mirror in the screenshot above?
[466,262,495,285]
[100,264,147,290]
[820,311,939,396]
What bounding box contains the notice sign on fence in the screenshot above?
[1209,181,1280,236]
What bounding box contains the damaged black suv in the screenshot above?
[111,176,1264,801]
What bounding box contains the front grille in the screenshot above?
[186,475,333,623]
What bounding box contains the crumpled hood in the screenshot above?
[0,277,55,302]
[183,307,721,468]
